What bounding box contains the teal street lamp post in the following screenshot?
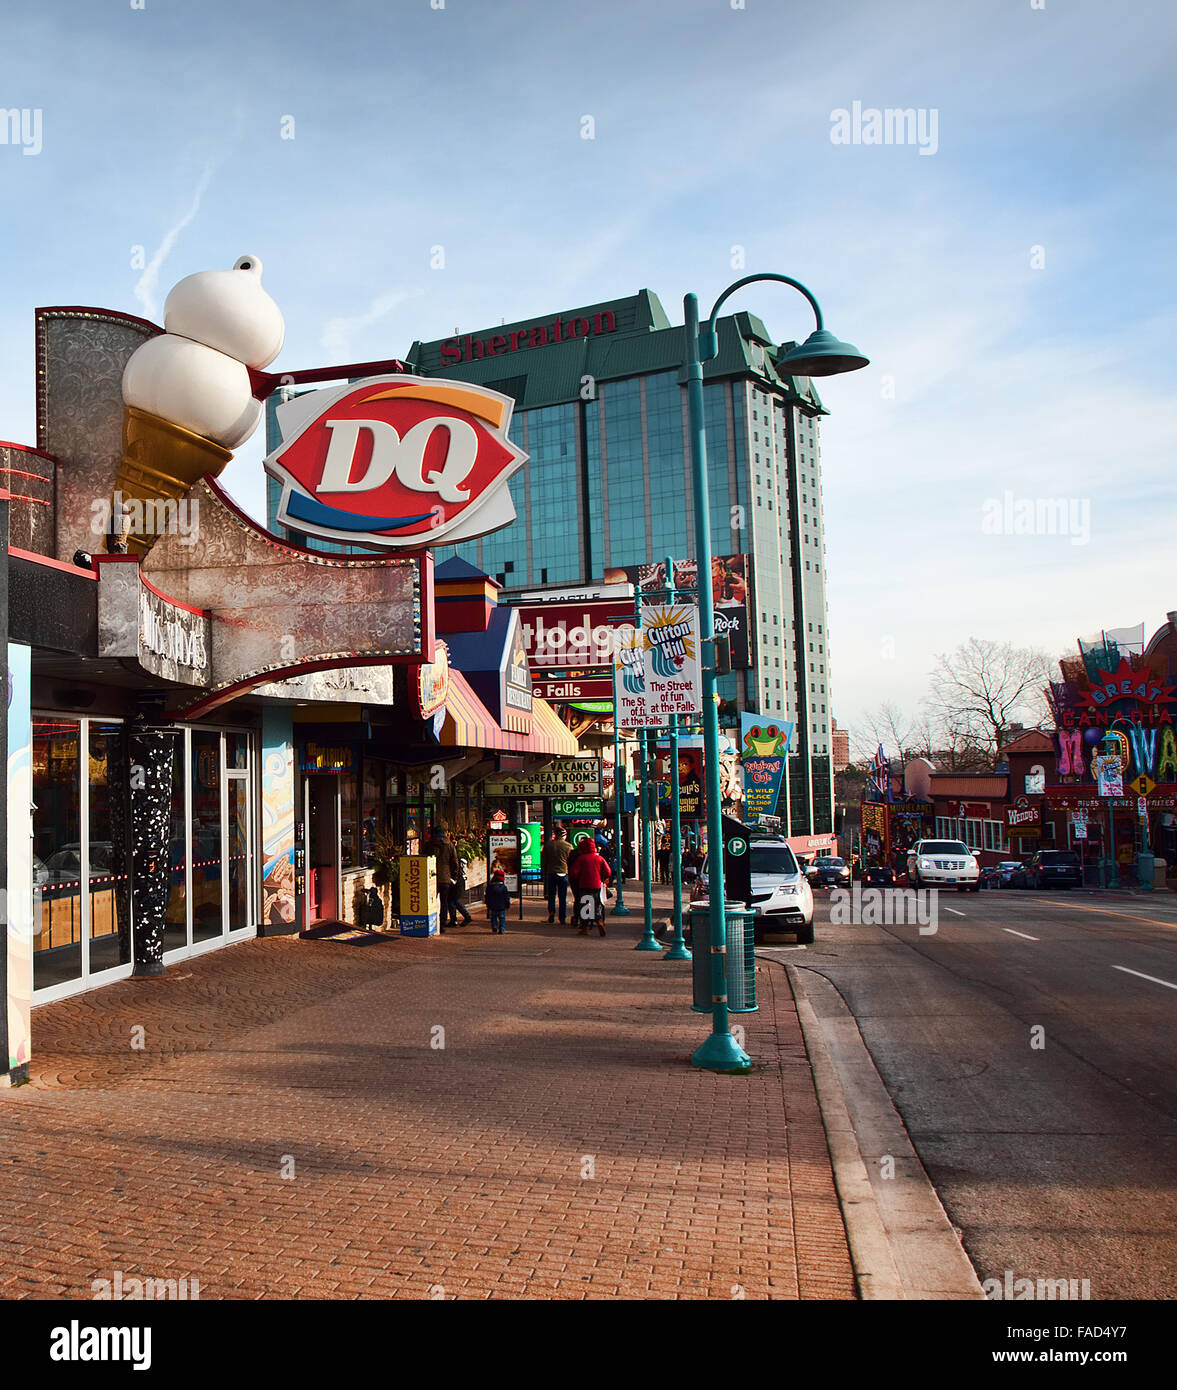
[684,274,866,1073]
[610,660,630,915]
[664,709,692,960]
[660,553,691,962]
[636,726,662,950]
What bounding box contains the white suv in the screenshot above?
[691,838,815,943]
[907,839,980,892]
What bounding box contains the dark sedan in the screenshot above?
[807,856,852,889]
[863,865,896,887]
[980,861,1023,889]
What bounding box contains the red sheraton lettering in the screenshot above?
[440,311,617,365]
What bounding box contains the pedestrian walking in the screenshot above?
[485,869,511,934]
[423,824,460,932]
[569,840,612,936]
[451,854,473,926]
[541,826,572,923]
[657,828,671,884]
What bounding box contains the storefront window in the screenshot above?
[362,759,384,865]
[33,718,83,991]
[224,731,248,770]
[191,730,223,942]
[227,777,250,930]
[88,723,132,975]
[340,774,358,870]
[165,736,189,953]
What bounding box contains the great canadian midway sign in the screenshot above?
[484,758,602,798]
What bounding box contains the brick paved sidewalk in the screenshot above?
[0,883,854,1300]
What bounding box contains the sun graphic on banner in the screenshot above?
[644,607,696,678]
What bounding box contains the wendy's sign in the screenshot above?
[265,375,527,548]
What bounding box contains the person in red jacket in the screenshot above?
[569,842,612,937]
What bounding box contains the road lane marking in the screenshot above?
[1038,901,1177,931]
[1112,965,1177,991]
[1003,928,1039,940]
[944,908,966,917]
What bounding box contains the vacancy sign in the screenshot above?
[614,603,702,727]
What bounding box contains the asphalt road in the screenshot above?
[763,885,1177,1299]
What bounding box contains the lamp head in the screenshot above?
[776,329,869,377]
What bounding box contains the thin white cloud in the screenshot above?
[132,161,218,321]
[320,287,425,359]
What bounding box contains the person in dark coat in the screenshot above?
[423,825,460,932]
[541,827,572,924]
[451,854,473,927]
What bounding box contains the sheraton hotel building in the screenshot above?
[267,291,836,836]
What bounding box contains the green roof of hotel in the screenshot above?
[405,290,824,415]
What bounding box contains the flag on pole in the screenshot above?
[872,744,890,801]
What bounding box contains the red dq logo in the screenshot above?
[265,374,527,548]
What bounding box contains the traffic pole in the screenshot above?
[635,726,661,950]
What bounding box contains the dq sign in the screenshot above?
[265,374,527,548]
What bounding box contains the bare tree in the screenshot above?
[925,639,1053,757]
[851,702,915,764]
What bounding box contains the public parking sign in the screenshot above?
[553,798,603,818]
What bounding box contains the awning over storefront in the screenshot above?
[441,669,577,756]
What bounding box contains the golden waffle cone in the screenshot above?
[112,406,233,555]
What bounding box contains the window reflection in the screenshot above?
[33,719,83,990]
[228,779,250,930]
[165,736,188,953]
[191,730,223,942]
[88,723,132,974]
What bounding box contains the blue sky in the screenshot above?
[2,0,1174,737]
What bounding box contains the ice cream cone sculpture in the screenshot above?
[115,255,284,553]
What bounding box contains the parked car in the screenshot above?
[863,865,896,887]
[44,843,114,884]
[690,838,815,944]
[988,860,1025,888]
[907,839,980,891]
[1014,849,1083,890]
[807,855,851,890]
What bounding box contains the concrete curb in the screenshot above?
[780,960,985,1301]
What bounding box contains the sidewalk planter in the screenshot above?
[689,904,757,1014]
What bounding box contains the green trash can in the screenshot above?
[1137,851,1155,892]
[689,904,757,1014]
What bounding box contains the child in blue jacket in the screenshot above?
[485,870,511,934]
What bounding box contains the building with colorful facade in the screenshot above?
[1,293,584,1083]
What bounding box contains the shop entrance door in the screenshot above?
[306,776,341,923]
